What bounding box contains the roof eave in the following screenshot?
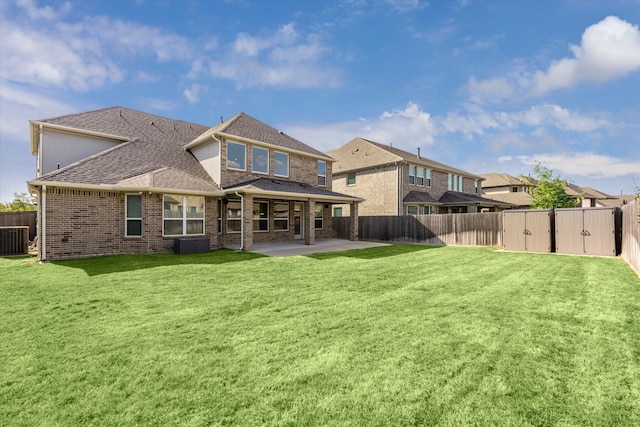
[27,179,223,196]
[224,186,364,203]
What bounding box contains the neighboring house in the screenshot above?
[27,107,361,261]
[480,173,534,209]
[598,194,637,208]
[327,137,513,216]
[480,172,615,208]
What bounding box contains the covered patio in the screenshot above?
[248,238,389,257]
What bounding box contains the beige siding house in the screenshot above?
[328,137,512,216]
[28,107,361,260]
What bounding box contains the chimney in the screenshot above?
[417,147,421,159]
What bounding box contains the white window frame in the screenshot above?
[274,151,289,177]
[252,146,269,175]
[253,201,269,232]
[315,203,323,230]
[125,194,142,237]
[347,172,356,186]
[227,141,246,171]
[426,169,432,187]
[417,167,424,186]
[273,202,289,231]
[318,160,327,187]
[475,180,479,194]
[409,165,415,185]
[226,199,242,233]
[163,195,205,237]
[423,205,434,215]
[406,205,419,215]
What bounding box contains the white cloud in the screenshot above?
[0,9,192,92]
[16,0,71,20]
[206,23,341,89]
[516,152,640,179]
[183,84,207,104]
[532,16,640,95]
[467,16,640,103]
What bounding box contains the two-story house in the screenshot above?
[328,137,512,216]
[480,172,614,208]
[27,107,361,261]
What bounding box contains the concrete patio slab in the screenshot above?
[249,239,389,257]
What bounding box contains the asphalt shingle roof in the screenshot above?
[32,106,218,192]
[438,191,515,206]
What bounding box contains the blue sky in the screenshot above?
[1,0,639,203]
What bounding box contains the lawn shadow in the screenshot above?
[52,249,266,276]
[306,243,443,260]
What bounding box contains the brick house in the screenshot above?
[327,137,512,216]
[27,107,361,260]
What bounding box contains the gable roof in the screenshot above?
[328,137,483,179]
[187,112,332,160]
[479,172,530,188]
[29,106,220,194]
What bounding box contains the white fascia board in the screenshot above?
[27,179,224,197]
[224,187,364,203]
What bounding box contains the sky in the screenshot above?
[1,0,639,203]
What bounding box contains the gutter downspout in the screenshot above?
[38,124,43,177]
[235,191,244,251]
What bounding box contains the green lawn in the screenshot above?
[2,245,639,426]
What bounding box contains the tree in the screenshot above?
[0,192,36,212]
[521,163,579,209]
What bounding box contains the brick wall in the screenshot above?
[42,188,219,260]
[332,164,400,216]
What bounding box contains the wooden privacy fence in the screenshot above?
[621,200,639,276]
[0,211,37,241]
[333,212,503,246]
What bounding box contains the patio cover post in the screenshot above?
[242,193,254,251]
[305,198,316,246]
[350,201,359,241]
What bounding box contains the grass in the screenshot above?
[1,245,640,426]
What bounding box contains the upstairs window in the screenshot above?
[511,187,519,192]
[475,180,479,194]
[227,141,246,171]
[274,151,289,177]
[333,207,343,217]
[318,160,326,186]
[347,172,356,186]
[417,167,425,186]
[252,146,269,174]
[409,165,415,185]
[163,195,204,236]
[448,174,464,192]
[426,169,432,187]
[125,194,142,237]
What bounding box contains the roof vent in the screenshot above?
[278,131,283,134]
[417,147,421,159]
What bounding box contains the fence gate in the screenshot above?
[555,207,617,256]
[503,209,553,253]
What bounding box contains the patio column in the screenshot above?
[305,198,315,246]
[350,202,359,241]
[242,193,253,251]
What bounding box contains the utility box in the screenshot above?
[173,237,210,255]
[555,207,617,256]
[503,210,553,253]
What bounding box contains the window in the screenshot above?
[274,151,289,177]
[448,174,463,191]
[226,200,241,233]
[426,169,432,187]
[475,180,479,194]
[252,146,269,174]
[273,202,289,231]
[423,205,434,215]
[125,194,142,237]
[511,187,519,192]
[333,207,343,217]
[163,195,204,236]
[417,167,424,186]
[347,172,356,186]
[227,141,246,171]
[315,203,323,229]
[217,199,222,234]
[409,165,415,185]
[318,160,326,186]
[407,205,418,215]
[253,201,268,232]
